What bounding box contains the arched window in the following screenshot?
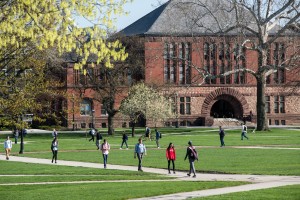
[80,99,92,116]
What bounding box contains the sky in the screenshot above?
[77,0,168,31]
[116,0,168,30]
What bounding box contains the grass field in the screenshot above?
[0,127,299,199]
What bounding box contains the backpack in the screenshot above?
[189,147,198,160]
[244,126,247,131]
[159,133,162,138]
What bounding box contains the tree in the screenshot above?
[0,48,62,153]
[119,83,174,137]
[0,0,130,70]
[70,35,144,135]
[161,0,300,131]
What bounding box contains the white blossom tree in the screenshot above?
[120,83,174,136]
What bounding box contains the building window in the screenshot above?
[164,42,191,85]
[80,99,92,116]
[274,96,285,113]
[81,123,86,128]
[269,119,272,125]
[101,105,108,115]
[275,120,279,125]
[281,120,286,125]
[273,43,285,84]
[179,97,191,115]
[265,96,270,113]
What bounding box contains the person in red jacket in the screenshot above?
[166,142,176,174]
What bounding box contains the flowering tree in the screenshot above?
[120,83,174,136]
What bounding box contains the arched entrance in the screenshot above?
[201,88,250,126]
[211,99,234,118]
[210,95,243,118]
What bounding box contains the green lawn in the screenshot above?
[1,127,299,199]
[197,184,300,200]
[0,181,245,200]
[7,128,300,175]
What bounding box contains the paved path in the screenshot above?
[0,155,299,199]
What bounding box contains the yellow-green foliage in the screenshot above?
[0,0,130,68]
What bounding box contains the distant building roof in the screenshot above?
[120,0,298,37]
[120,0,254,36]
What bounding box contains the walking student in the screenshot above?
[219,126,225,147]
[134,138,146,171]
[241,123,249,140]
[145,126,151,141]
[155,129,161,148]
[100,139,110,168]
[4,136,13,160]
[14,129,19,144]
[51,138,58,163]
[120,132,128,149]
[96,130,103,150]
[89,128,95,142]
[184,141,198,178]
[166,143,176,174]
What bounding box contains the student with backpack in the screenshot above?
[241,123,249,140]
[155,129,161,148]
[184,141,198,178]
[89,128,95,142]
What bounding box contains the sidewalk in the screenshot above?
[0,155,299,199]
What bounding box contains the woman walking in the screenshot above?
[4,136,13,160]
[51,138,58,163]
[100,139,110,168]
[166,143,176,174]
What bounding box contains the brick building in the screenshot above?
[64,0,300,129]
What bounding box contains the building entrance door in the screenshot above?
[209,95,243,119]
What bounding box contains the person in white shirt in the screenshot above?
[241,123,249,140]
[4,136,13,160]
[100,139,110,168]
[51,138,59,163]
[134,138,147,171]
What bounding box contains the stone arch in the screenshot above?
[201,88,250,117]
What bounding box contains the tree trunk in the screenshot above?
[107,114,114,135]
[256,74,269,131]
[131,122,136,137]
[19,131,24,154]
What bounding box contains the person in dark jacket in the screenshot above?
[184,141,198,178]
[219,126,225,147]
[51,138,58,163]
[96,130,103,150]
[120,132,128,149]
[166,143,176,174]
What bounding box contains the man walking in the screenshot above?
[219,126,225,147]
[134,138,146,171]
[241,123,249,140]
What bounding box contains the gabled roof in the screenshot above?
[120,0,252,36]
[120,0,298,37]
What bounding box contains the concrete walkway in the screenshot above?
[0,155,299,199]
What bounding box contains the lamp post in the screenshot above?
[72,94,75,131]
[176,93,179,128]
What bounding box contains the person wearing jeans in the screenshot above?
[134,138,146,171]
[184,141,198,178]
[100,139,110,168]
[219,126,225,147]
